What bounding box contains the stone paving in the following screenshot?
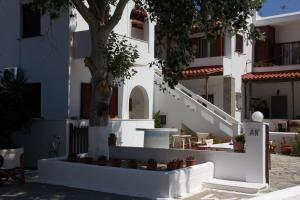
[0,154,299,200]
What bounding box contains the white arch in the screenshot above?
[129,6,149,41]
[129,85,149,119]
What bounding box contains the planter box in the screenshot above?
[38,157,214,199]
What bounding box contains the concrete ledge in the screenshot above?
[38,158,214,199]
[250,185,300,200]
[203,178,268,194]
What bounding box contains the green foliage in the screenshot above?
[292,133,300,156]
[235,134,245,143]
[0,70,32,149]
[154,111,162,128]
[33,0,265,90]
[107,32,139,84]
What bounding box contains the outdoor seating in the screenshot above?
[0,148,25,184]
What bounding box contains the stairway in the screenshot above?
[154,71,241,138]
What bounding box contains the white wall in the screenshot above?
[0,0,70,120]
[69,60,154,120]
[120,66,154,119]
[180,76,224,109]
[275,23,300,43]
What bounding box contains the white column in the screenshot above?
[243,122,267,184]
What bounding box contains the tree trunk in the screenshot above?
[89,77,112,126]
[86,27,112,127]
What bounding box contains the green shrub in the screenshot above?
[154,111,162,128]
[235,134,245,143]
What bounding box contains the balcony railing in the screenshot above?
[255,42,300,67]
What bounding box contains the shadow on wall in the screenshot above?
[13,120,67,168]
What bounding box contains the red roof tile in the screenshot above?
[181,65,223,78]
[242,70,300,81]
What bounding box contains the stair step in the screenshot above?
[203,178,268,194]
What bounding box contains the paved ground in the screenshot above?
[0,154,299,200]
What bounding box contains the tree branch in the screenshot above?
[86,0,101,19]
[71,0,95,24]
[105,0,129,31]
[97,0,110,18]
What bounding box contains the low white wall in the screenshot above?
[110,122,267,184]
[14,120,67,168]
[88,119,154,158]
[38,157,214,199]
[110,147,247,182]
[269,132,298,153]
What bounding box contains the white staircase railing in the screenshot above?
[154,70,241,136]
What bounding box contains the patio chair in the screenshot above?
[0,148,25,184]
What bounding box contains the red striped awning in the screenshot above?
[181,65,223,78]
[242,70,300,81]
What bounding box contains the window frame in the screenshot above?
[235,34,244,53]
[21,3,41,38]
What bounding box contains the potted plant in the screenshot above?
[108,133,117,146]
[128,159,138,169]
[177,159,185,168]
[0,70,31,183]
[111,158,122,167]
[147,159,157,170]
[185,156,196,166]
[233,135,245,152]
[281,137,292,155]
[167,160,177,170]
[97,155,107,166]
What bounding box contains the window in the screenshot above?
[235,34,243,53]
[24,83,41,118]
[189,36,223,58]
[22,3,41,38]
[282,42,300,65]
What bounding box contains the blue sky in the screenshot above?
[259,0,300,16]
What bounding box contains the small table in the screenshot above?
[172,135,192,149]
[137,128,178,149]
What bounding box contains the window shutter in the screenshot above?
[235,34,243,53]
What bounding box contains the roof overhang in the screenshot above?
[180,65,223,79]
[254,12,300,27]
[242,70,300,82]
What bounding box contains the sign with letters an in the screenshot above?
[249,129,259,136]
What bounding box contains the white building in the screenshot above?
[243,12,300,131]
[1,1,299,166]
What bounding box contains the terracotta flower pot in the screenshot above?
[111,159,121,167]
[128,160,138,169]
[167,161,177,170]
[147,163,157,170]
[281,145,292,155]
[233,141,245,152]
[185,159,196,167]
[177,160,184,169]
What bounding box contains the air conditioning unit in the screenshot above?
[3,67,18,78]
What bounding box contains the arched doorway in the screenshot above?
[130,7,149,41]
[129,86,149,119]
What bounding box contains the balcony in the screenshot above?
[72,31,153,66]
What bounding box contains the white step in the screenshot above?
[203,178,268,194]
